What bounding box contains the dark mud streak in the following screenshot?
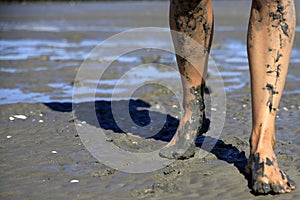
[253,153,265,180]
[176,84,205,157]
[267,52,282,85]
[269,0,289,37]
[274,64,281,84]
[274,52,283,63]
[279,170,286,180]
[265,157,273,166]
[279,34,283,48]
[190,84,206,132]
[251,153,273,194]
[265,83,279,112]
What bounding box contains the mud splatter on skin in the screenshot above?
[250,153,271,193]
[264,0,292,112]
[274,52,283,62]
[279,34,283,48]
[248,152,296,194]
[253,153,265,179]
[250,153,275,194]
[265,83,279,112]
[251,1,293,115]
[159,119,197,159]
[246,0,297,194]
[266,52,282,84]
[159,85,205,159]
[269,0,289,37]
[171,0,212,55]
[265,157,273,166]
[279,170,286,180]
[189,85,206,133]
[170,0,212,85]
[160,0,211,159]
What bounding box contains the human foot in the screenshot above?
[246,150,296,194]
[159,115,199,159]
[159,85,205,159]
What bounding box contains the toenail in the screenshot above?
[278,184,285,193]
[253,181,271,194]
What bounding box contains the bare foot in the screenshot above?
[246,150,296,194]
[159,114,199,159]
[159,85,205,159]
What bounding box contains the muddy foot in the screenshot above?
[159,139,196,159]
[246,151,296,194]
[159,114,199,159]
[159,85,205,160]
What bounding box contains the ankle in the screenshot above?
[250,129,276,153]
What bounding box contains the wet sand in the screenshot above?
[1,1,300,199]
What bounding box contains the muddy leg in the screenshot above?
[247,0,296,194]
[159,0,213,159]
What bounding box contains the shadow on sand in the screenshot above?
[45,99,250,188]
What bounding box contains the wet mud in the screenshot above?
[1,93,300,199]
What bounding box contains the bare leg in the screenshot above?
[247,0,296,194]
[159,0,213,159]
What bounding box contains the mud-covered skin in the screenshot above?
[269,0,290,37]
[246,152,296,194]
[160,0,213,160]
[248,0,294,114]
[265,83,278,112]
[159,85,205,159]
[169,0,213,82]
[247,0,296,194]
[165,0,297,195]
[170,0,212,50]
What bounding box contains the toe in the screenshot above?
[159,147,188,159]
[159,142,195,160]
[159,147,176,159]
[286,175,296,190]
[270,183,285,193]
[252,181,271,194]
[284,186,291,193]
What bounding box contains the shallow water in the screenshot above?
[0,2,299,105]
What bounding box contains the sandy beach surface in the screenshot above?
[0,1,300,199]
